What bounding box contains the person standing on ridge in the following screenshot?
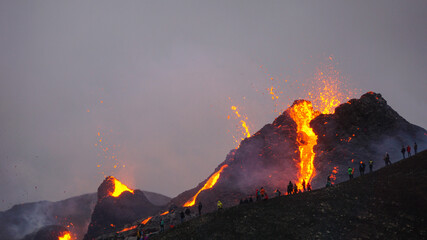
[136,229,142,240]
[217,200,223,211]
[348,166,353,180]
[386,152,391,165]
[198,202,202,216]
[160,219,165,233]
[260,187,265,198]
[287,181,293,195]
[401,145,406,159]
[256,189,261,201]
[307,182,312,191]
[407,145,412,157]
[293,183,298,194]
[414,142,418,155]
[326,176,332,187]
[180,211,185,223]
[302,179,306,192]
[369,160,373,173]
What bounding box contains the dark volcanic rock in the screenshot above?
[83,177,164,240]
[311,92,427,186]
[168,92,427,216]
[153,150,427,240]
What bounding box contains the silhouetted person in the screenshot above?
[160,219,164,232]
[287,181,293,195]
[414,142,418,155]
[293,183,298,194]
[256,189,261,201]
[198,202,202,216]
[307,182,312,191]
[326,176,332,187]
[180,211,185,223]
[260,187,265,198]
[136,229,142,240]
[275,189,281,197]
[369,160,373,173]
[302,179,306,192]
[217,200,223,211]
[407,145,412,157]
[348,167,353,180]
[401,145,406,159]
[384,152,391,166]
[359,161,366,175]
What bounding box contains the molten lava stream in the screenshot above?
[141,216,152,225]
[58,232,71,240]
[289,101,320,188]
[183,164,228,207]
[110,177,134,197]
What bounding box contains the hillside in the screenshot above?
[0,190,170,240]
[168,92,427,214]
[153,150,427,240]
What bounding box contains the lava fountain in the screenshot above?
[58,232,71,240]
[289,101,320,188]
[183,164,229,207]
[108,176,134,197]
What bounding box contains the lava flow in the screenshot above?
[109,177,134,197]
[289,101,320,188]
[58,232,71,240]
[183,164,229,207]
[141,216,152,225]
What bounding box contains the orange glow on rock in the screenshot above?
[110,177,134,197]
[117,225,137,233]
[183,164,229,207]
[289,101,320,189]
[58,233,71,240]
[141,216,152,225]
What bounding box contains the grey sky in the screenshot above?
[1,1,426,211]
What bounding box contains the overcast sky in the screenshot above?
[1,1,426,211]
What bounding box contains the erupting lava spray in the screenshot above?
[289,101,320,188]
[183,164,229,207]
[58,232,71,240]
[285,56,359,188]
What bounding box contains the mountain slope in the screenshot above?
[153,150,427,240]
[168,92,427,215]
[0,190,170,240]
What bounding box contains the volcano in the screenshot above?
[168,92,426,214]
[83,177,166,240]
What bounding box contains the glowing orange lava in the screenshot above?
[110,177,134,197]
[58,233,71,240]
[183,164,229,207]
[117,225,137,233]
[160,211,169,216]
[289,101,320,188]
[141,216,152,225]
